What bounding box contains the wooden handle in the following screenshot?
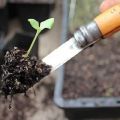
[95,4,120,37]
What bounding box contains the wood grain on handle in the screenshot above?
[95,4,120,37]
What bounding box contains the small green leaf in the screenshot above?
[28,19,39,30]
[40,18,54,31]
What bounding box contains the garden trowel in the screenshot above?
[43,4,120,71]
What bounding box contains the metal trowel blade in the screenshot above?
[42,38,84,71]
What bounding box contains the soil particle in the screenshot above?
[0,47,51,96]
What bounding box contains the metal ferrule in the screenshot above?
[74,21,102,47]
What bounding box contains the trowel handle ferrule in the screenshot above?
[74,22,102,47]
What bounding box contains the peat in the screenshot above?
[0,47,51,96]
[63,38,120,99]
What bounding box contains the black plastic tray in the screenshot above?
[0,6,8,34]
[54,68,120,119]
[53,0,120,119]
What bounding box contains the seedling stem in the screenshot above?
[25,31,39,57]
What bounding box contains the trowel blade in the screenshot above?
[42,38,83,71]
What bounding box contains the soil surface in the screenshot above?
[63,37,120,99]
[0,47,51,96]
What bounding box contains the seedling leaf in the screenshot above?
[40,18,54,31]
[28,19,39,30]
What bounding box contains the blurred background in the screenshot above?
[0,0,120,120]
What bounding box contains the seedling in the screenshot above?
[24,18,54,57]
[0,18,54,97]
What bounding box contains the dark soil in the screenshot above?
[63,37,120,99]
[0,47,51,96]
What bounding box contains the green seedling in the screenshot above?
[23,18,54,57]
